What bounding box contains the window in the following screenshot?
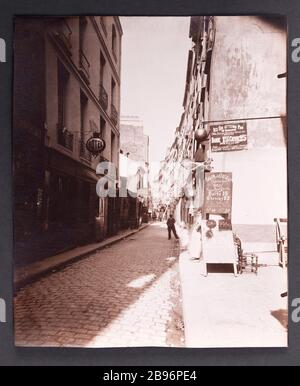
[100,16,107,35]
[79,91,91,160]
[80,181,91,223]
[57,60,69,128]
[54,19,72,55]
[100,51,106,85]
[79,16,87,51]
[99,52,108,110]
[99,198,105,216]
[111,131,115,162]
[79,17,90,82]
[110,78,118,126]
[57,61,73,150]
[80,91,88,139]
[112,24,117,58]
[100,116,106,139]
[49,174,78,224]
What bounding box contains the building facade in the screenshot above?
[159,16,287,230]
[119,116,151,226]
[120,116,149,164]
[13,16,122,265]
[206,16,287,225]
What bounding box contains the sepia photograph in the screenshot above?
[13,15,287,348]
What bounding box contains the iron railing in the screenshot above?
[57,126,73,151]
[54,19,72,55]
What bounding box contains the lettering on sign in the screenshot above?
[211,122,247,152]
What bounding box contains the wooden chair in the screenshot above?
[233,233,259,275]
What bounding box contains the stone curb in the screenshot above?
[15,224,149,290]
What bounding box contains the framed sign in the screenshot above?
[211,122,247,152]
[203,172,232,216]
[86,133,106,155]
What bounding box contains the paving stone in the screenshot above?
[14,223,183,347]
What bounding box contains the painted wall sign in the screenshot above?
[210,122,247,152]
[86,134,106,155]
[203,172,232,215]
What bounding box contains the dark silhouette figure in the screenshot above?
[167,214,179,240]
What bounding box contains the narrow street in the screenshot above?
[11,16,288,353]
[14,223,184,348]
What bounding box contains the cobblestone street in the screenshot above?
[14,223,184,347]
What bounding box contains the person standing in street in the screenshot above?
[167,214,179,240]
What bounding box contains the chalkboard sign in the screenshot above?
[203,172,232,216]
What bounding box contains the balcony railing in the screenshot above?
[79,139,92,162]
[111,103,118,126]
[57,126,74,151]
[79,49,90,83]
[99,83,108,110]
[54,19,72,55]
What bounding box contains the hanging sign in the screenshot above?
[211,122,247,152]
[203,172,232,216]
[86,132,106,155]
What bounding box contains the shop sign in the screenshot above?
[203,172,232,216]
[211,122,247,152]
[86,133,106,155]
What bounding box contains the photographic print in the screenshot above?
[13,15,288,348]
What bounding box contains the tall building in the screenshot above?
[160,16,287,230]
[202,16,287,225]
[120,116,149,192]
[120,116,149,163]
[13,16,122,265]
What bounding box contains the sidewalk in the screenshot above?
[177,227,288,348]
[15,224,149,289]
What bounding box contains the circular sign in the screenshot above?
[86,135,106,155]
[206,219,217,229]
